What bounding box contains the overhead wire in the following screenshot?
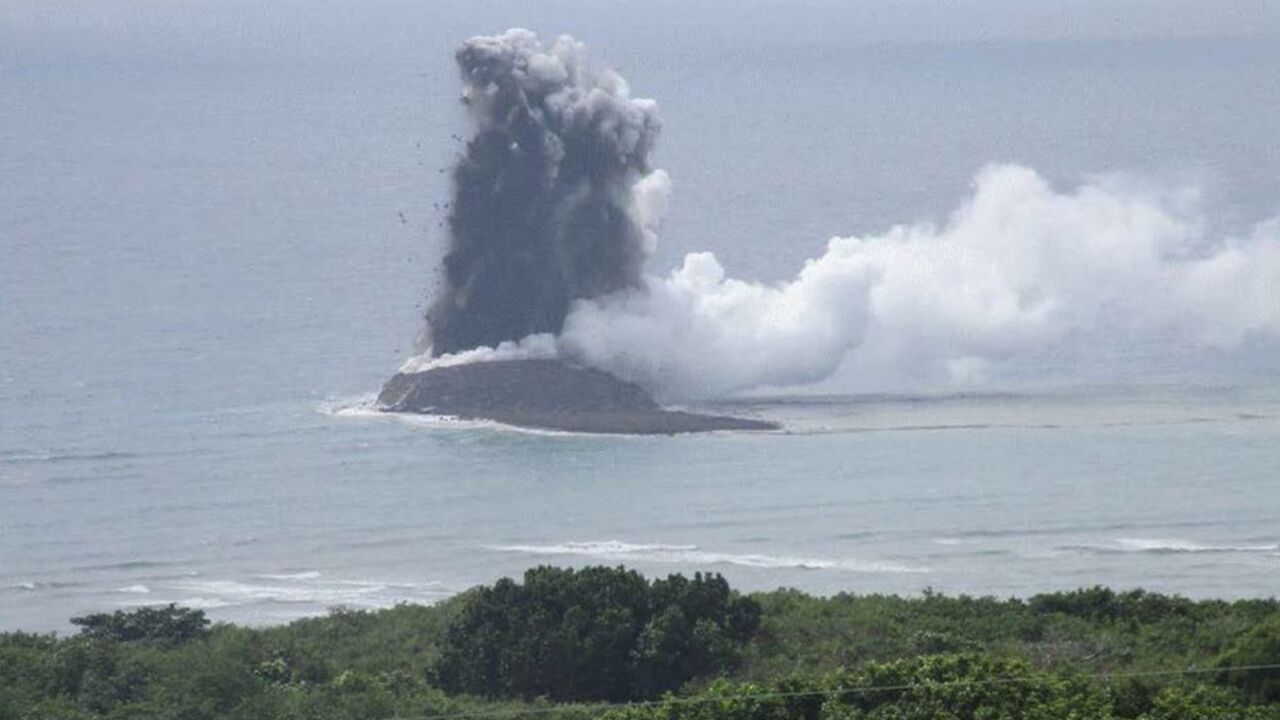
[382,662,1280,720]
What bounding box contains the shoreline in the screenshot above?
[7,576,1279,637]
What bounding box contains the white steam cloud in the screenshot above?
[411,163,1279,398]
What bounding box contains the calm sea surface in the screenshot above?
[3,11,1279,631]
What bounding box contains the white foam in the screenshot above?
[176,597,234,609]
[493,541,699,556]
[169,579,379,605]
[488,540,927,574]
[4,580,85,593]
[161,574,452,609]
[329,402,638,439]
[322,399,509,432]
[392,412,586,436]
[1113,538,1280,554]
[257,571,322,581]
[318,395,379,417]
[1060,538,1280,555]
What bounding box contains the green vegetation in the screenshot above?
[70,604,212,646]
[433,566,759,701]
[1,567,1277,719]
[602,655,1277,720]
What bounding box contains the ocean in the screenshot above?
[3,4,1279,632]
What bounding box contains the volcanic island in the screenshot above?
[377,360,778,435]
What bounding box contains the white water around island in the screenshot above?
[4,4,1280,631]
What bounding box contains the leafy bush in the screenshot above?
[1215,615,1280,703]
[70,604,210,645]
[431,566,761,701]
[1028,587,1197,624]
[603,655,1280,720]
[603,655,1116,720]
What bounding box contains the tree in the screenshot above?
[70,604,210,645]
[1215,615,1280,703]
[431,567,761,701]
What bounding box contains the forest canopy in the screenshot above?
[1,567,1278,720]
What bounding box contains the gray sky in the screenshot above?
[4,0,1279,68]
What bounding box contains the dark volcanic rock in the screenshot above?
[377,360,778,434]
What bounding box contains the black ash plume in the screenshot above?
[427,30,661,356]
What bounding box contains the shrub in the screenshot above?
[1214,615,1280,703]
[70,604,211,646]
[1029,587,1196,624]
[431,566,761,701]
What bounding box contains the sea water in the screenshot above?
[3,387,1279,631]
[3,7,1279,632]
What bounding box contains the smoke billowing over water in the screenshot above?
[564,167,1280,398]
[427,30,665,356]
[415,30,1280,398]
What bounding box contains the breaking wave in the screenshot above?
[0,449,136,465]
[1059,538,1280,555]
[108,571,454,613]
[487,540,927,574]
